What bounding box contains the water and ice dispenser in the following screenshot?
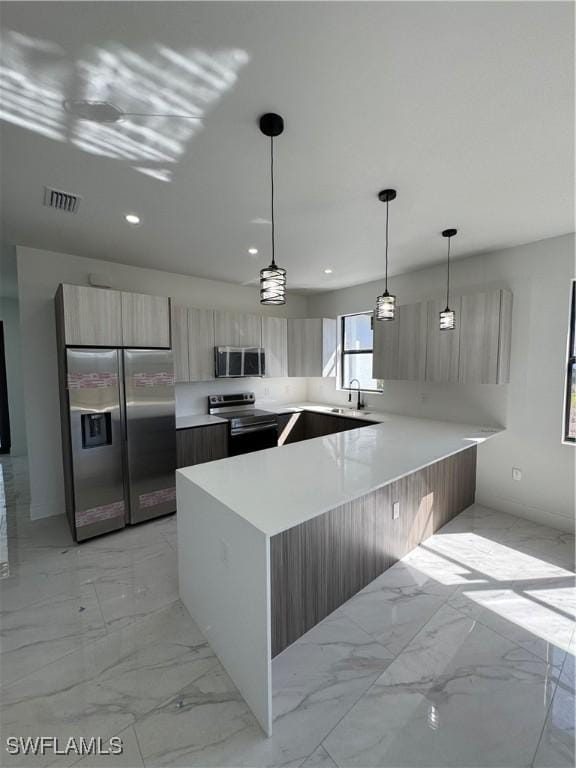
[81,412,112,449]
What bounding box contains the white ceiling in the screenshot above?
[1,1,573,293]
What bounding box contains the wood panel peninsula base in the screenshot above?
[176,409,500,736]
[270,446,476,656]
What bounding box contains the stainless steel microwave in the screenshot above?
[214,347,266,378]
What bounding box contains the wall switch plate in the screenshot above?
[512,467,522,481]
[392,501,400,520]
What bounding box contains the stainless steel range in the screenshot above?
[208,393,278,456]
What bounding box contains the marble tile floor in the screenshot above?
[0,456,574,768]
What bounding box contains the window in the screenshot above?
[340,312,382,392]
[564,281,576,443]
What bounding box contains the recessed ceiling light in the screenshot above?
[248,247,258,255]
[125,213,141,225]
[324,268,333,274]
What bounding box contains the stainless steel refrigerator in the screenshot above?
[59,348,176,541]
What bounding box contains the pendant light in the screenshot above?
[440,228,457,330]
[259,113,286,305]
[375,189,397,321]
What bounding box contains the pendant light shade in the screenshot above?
[259,113,286,305]
[440,228,457,330]
[439,306,456,330]
[375,189,397,321]
[260,263,286,304]
[376,291,396,321]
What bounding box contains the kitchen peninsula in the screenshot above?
[176,407,501,736]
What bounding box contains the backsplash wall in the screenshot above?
[307,377,507,429]
[176,377,308,415]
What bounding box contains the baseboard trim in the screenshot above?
[28,498,65,521]
[475,493,575,533]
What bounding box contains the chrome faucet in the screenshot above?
[348,379,365,410]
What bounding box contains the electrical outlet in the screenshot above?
[512,467,522,481]
[392,501,400,520]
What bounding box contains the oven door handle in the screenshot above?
[230,423,278,437]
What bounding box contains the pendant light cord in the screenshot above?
[385,199,389,292]
[270,136,276,268]
[446,235,451,308]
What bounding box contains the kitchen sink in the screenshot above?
[331,408,372,416]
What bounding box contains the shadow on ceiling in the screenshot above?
[0,29,249,182]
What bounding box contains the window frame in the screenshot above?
[563,280,576,444]
[339,311,383,393]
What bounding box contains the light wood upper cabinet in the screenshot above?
[459,289,508,384]
[56,284,123,347]
[169,306,215,382]
[262,316,288,378]
[121,292,170,348]
[288,319,320,377]
[397,302,427,381]
[188,308,215,382]
[287,318,337,377]
[214,311,262,347]
[373,288,512,385]
[170,304,190,382]
[425,296,462,384]
[57,284,170,349]
[372,311,399,380]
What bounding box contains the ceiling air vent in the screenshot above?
[43,186,81,214]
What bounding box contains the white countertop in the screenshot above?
[176,414,226,429]
[177,404,502,537]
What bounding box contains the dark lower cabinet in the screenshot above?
[335,416,377,431]
[277,411,375,445]
[277,412,306,445]
[179,412,374,467]
[304,412,339,439]
[307,413,377,437]
[176,424,228,468]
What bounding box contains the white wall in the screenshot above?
[177,377,307,416]
[17,245,308,520]
[307,233,576,533]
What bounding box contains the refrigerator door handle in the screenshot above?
[118,351,131,524]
